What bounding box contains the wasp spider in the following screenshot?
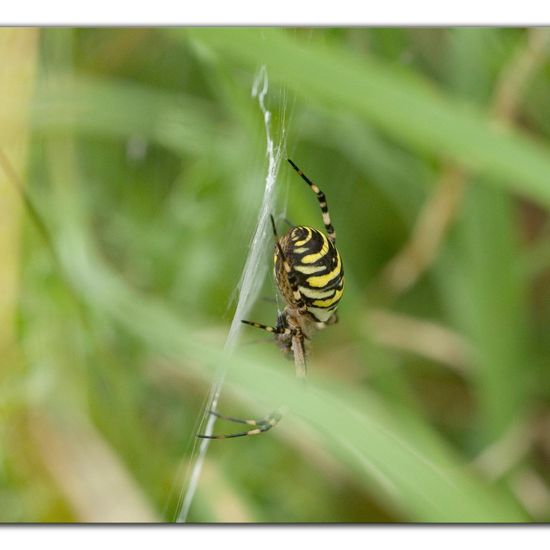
[198,159,344,439]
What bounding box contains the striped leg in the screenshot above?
[241,319,291,336]
[197,409,283,439]
[287,159,336,244]
[241,319,306,345]
[201,319,290,439]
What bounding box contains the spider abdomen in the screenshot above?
[275,225,344,323]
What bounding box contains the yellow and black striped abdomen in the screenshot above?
[276,226,344,323]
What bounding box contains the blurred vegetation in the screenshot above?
[1,27,550,522]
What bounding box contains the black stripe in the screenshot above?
[290,228,326,257]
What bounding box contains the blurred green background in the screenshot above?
[1,27,550,523]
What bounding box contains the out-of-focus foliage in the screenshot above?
[1,27,550,523]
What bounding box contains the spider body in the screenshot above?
[277,225,344,323]
[272,224,344,359]
[199,159,344,439]
[241,160,344,378]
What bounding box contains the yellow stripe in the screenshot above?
[294,264,326,275]
[312,287,343,308]
[307,251,341,287]
[298,286,335,299]
[295,227,312,247]
[301,232,329,264]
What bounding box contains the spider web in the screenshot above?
[175,65,287,522]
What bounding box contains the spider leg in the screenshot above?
[197,409,284,439]
[207,410,261,425]
[241,319,291,335]
[287,159,336,245]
